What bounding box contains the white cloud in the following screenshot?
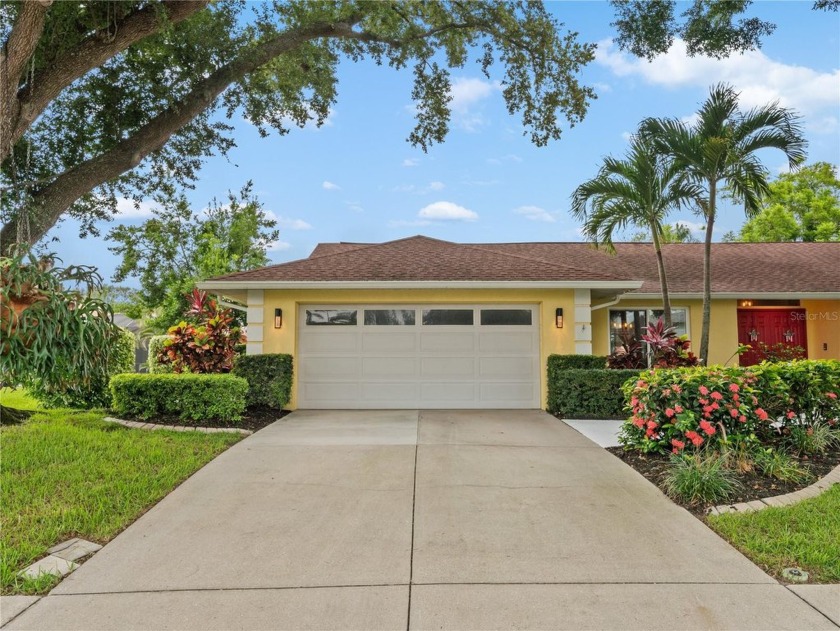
[514,205,556,223]
[322,181,340,191]
[449,77,502,131]
[345,201,364,213]
[267,240,292,251]
[115,198,156,219]
[620,131,633,142]
[596,38,840,124]
[418,201,478,222]
[402,158,420,167]
[486,154,523,165]
[391,181,446,195]
[268,215,312,230]
[428,181,445,191]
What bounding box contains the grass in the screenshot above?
[708,484,840,583]
[1,390,242,594]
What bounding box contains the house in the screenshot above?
[200,236,840,410]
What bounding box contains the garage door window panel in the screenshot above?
[422,309,474,325]
[306,309,358,325]
[480,309,533,325]
[364,309,416,325]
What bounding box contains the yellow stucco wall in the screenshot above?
[259,288,577,409]
[801,300,840,361]
[591,298,740,366]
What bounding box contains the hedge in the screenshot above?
[146,335,173,373]
[548,368,640,419]
[110,373,248,422]
[547,354,607,372]
[32,326,136,408]
[233,353,293,409]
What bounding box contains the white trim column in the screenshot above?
[246,289,264,355]
[574,288,592,355]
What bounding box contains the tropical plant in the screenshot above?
[641,318,700,368]
[784,421,840,456]
[0,247,122,422]
[159,289,244,374]
[753,448,812,484]
[571,135,701,327]
[606,327,646,370]
[755,342,807,363]
[640,83,807,365]
[663,451,740,505]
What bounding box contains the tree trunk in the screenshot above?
[650,222,672,328]
[699,180,716,366]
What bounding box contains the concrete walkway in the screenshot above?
[5,410,837,630]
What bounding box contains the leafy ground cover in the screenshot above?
[0,390,242,595]
[707,485,840,583]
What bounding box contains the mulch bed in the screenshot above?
[608,445,840,515]
[118,406,289,433]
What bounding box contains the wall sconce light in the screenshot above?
[274,308,283,329]
[555,308,564,328]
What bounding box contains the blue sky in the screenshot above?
[50,2,840,285]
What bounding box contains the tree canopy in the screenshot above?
[1,0,832,252]
[108,181,277,332]
[729,163,840,242]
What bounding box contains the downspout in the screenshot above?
[591,293,628,312]
[218,299,247,312]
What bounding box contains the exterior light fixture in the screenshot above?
[555,308,564,328]
[274,308,283,329]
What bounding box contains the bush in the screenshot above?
[784,421,839,456]
[753,360,840,427]
[32,327,136,408]
[147,336,173,373]
[110,373,248,422]
[233,354,293,409]
[663,452,740,505]
[547,354,606,372]
[753,448,812,483]
[548,368,639,418]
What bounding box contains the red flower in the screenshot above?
[739,415,747,423]
[672,384,682,394]
[671,438,685,452]
[698,398,709,406]
[674,405,683,413]
[729,383,740,393]
[711,402,720,410]
[632,416,645,428]
[699,386,709,396]
[646,420,658,430]
[699,420,716,435]
[827,392,838,400]
[636,380,648,388]
[685,430,704,447]
[730,408,739,418]
[665,408,675,418]
[710,391,724,401]
[732,393,740,402]
[787,410,796,419]
[755,408,769,421]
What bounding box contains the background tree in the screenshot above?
[641,83,807,365]
[0,248,122,421]
[1,0,831,252]
[571,135,701,328]
[729,163,840,242]
[108,181,278,332]
[630,222,699,243]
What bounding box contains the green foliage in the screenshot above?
[752,448,812,484]
[0,247,123,404]
[30,326,137,409]
[147,335,173,374]
[547,354,607,372]
[734,163,840,242]
[1,407,240,594]
[663,451,740,505]
[630,222,699,243]
[233,354,293,409]
[159,290,243,374]
[784,422,839,456]
[93,285,143,317]
[753,360,840,426]
[547,368,639,419]
[109,373,248,422]
[109,182,276,333]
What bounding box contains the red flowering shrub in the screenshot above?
[620,360,840,454]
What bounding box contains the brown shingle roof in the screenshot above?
[208,236,840,293]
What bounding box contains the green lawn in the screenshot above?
[708,484,840,583]
[1,390,242,594]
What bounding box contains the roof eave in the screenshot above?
[628,292,840,300]
[199,280,643,291]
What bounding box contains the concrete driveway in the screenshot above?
[6,410,837,630]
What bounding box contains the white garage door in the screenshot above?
[297,304,540,409]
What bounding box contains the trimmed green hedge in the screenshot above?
[110,373,248,422]
[32,326,137,408]
[547,354,607,372]
[548,368,640,419]
[147,335,173,373]
[233,353,293,409]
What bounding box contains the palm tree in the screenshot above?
[640,83,807,364]
[571,135,701,328]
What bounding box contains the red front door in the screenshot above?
[737,308,808,366]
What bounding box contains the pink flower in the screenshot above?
[699,420,716,435]
[636,380,648,389]
[739,415,747,423]
[632,416,645,428]
[711,402,720,410]
[699,386,709,396]
[663,389,671,397]
[730,409,739,418]
[732,393,740,402]
[755,408,769,422]
[710,391,724,401]
[827,392,838,400]
[685,430,704,447]
[729,383,740,393]
[698,398,709,406]
[671,438,685,452]
[672,384,682,394]
[674,405,683,413]
[665,408,676,418]
[787,410,797,419]
[703,405,714,414]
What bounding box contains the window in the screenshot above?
[480,309,532,326]
[422,309,474,325]
[306,309,357,325]
[364,309,416,325]
[609,308,688,353]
